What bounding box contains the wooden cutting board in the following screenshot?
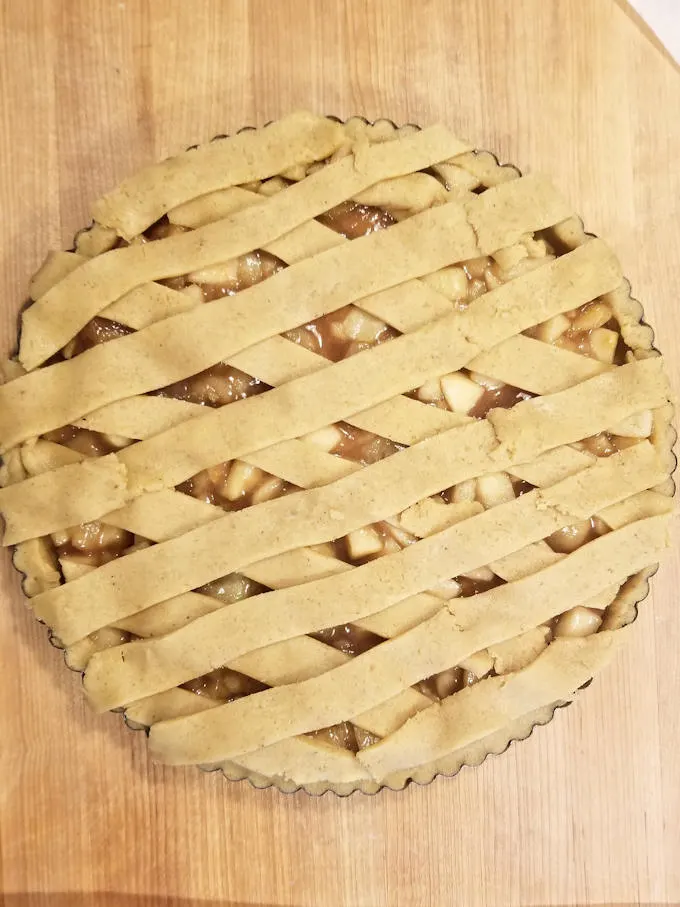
[0,1,678,904]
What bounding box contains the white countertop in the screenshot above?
[630,0,680,62]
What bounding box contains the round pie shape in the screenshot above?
[0,112,674,795]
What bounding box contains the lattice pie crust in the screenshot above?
[0,111,674,794]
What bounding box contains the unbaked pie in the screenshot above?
[0,110,674,794]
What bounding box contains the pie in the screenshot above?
[0,110,674,795]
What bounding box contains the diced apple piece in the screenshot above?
[341,308,387,343]
[251,477,285,505]
[258,176,288,196]
[468,370,504,391]
[181,283,207,304]
[60,556,96,582]
[385,522,417,548]
[346,526,384,560]
[70,521,126,551]
[202,572,256,604]
[223,461,263,501]
[463,255,490,279]
[476,472,515,508]
[382,536,401,554]
[546,520,592,553]
[441,371,485,414]
[303,425,343,452]
[427,578,462,600]
[452,479,477,503]
[51,529,71,547]
[572,302,612,331]
[589,327,618,363]
[581,432,617,457]
[189,258,240,285]
[554,606,603,638]
[534,314,570,343]
[609,409,653,439]
[460,565,496,583]
[434,668,462,699]
[281,163,307,181]
[610,435,639,450]
[416,378,443,403]
[483,268,503,290]
[422,265,468,300]
[468,278,487,300]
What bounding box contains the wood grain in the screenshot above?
[0,1,678,905]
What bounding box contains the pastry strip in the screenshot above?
[139,635,428,740]
[0,457,128,544]
[73,333,610,447]
[95,116,470,240]
[46,418,491,642]
[126,688,221,726]
[28,366,669,640]
[126,679,376,787]
[101,489,543,641]
[91,112,348,239]
[169,185,451,331]
[397,501,565,582]
[9,202,471,440]
[357,632,626,780]
[29,253,216,336]
[102,283,204,330]
[0,239,622,535]
[224,702,563,787]
[234,737,375,784]
[108,498,451,639]
[243,439,359,487]
[469,334,609,393]
[81,444,666,709]
[124,688,375,785]
[219,701,559,787]
[26,245,208,335]
[487,358,669,461]
[489,542,563,582]
[146,515,668,764]
[509,446,596,487]
[19,125,473,369]
[10,175,574,446]
[90,242,628,497]
[226,736,375,785]
[77,396,207,439]
[29,251,86,300]
[598,490,674,530]
[5,352,660,552]
[168,185,268,228]
[16,438,627,645]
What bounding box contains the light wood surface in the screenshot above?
[0,1,678,905]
